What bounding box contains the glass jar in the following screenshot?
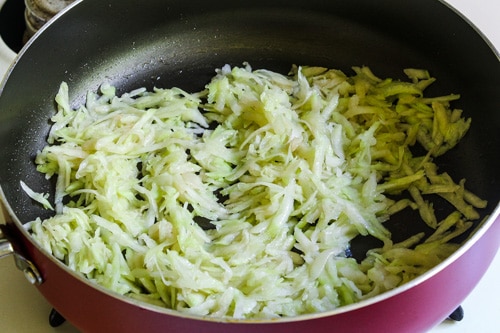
[24,0,75,42]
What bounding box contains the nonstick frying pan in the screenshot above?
[0,0,499,332]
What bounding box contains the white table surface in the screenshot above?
[1,0,499,332]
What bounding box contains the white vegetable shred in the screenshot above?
[27,64,486,318]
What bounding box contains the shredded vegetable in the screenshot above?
[25,63,486,318]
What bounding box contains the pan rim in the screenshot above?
[1,0,499,325]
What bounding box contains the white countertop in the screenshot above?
[1,0,499,332]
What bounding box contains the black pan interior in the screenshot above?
[0,0,498,253]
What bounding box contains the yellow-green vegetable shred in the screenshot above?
[26,64,485,318]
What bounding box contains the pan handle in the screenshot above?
[0,226,43,285]
[0,198,43,285]
[0,227,14,258]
